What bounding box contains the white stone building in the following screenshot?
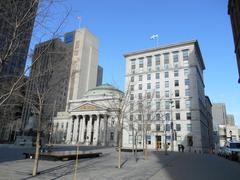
[53,84,123,146]
[122,40,213,153]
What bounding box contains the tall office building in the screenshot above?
[0,0,38,141]
[228,0,240,83]
[122,40,213,152]
[97,65,103,86]
[21,28,101,134]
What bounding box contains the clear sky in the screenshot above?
[33,0,240,125]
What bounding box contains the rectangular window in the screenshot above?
[156,124,161,131]
[165,113,170,121]
[147,83,151,89]
[176,113,180,120]
[147,92,151,99]
[156,82,160,89]
[139,75,142,81]
[175,100,180,109]
[156,91,160,98]
[165,90,169,97]
[147,135,151,144]
[174,80,179,87]
[164,53,169,69]
[165,81,169,88]
[184,68,189,77]
[138,103,143,111]
[130,103,134,111]
[185,88,190,96]
[131,76,134,82]
[155,55,160,66]
[156,72,160,79]
[187,124,192,132]
[131,59,136,69]
[147,56,152,67]
[138,124,142,131]
[183,49,189,61]
[187,112,191,120]
[147,73,151,80]
[165,101,170,110]
[129,135,133,144]
[138,93,142,99]
[185,100,191,108]
[138,84,142,90]
[166,124,170,131]
[129,124,133,131]
[176,124,181,131]
[185,79,190,86]
[139,58,144,68]
[174,70,179,77]
[147,114,151,121]
[147,124,151,131]
[156,102,160,110]
[175,90,179,97]
[173,51,179,63]
[110,132,114,140]
[138,114,142,121]
[130,85,134,91]
[130,94,134,101]
[156,113,160,121]
[164,71,169,78]
[130,114,133,121]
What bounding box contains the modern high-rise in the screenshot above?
[228,0,240,83]
[21,28,101,134]
[97,66,103,86]
[122,40,213,153]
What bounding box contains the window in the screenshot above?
[147,73,151,80]
[110,132,114,140]
[146,135,151,144]
[130,85,134,91]
[147,101,151,109]
[156,91,160,98]
[156,102,160,110]
[185,79,190,86]
[129,135,133,144]
[175,90,179,97]
[131,59,136,69]
[131,76,134,82]
[139,75,142,81]
[165,81,169,88]
[147,124,151,131]
[138,93,142,99]
[165,101,170,109]
[138,124,142,131]
[183,60,189,66]
[138,103,143,110]
[139,58,144,68]
[130,94,134,100]
[156,72,160,79]
[187,124,192,132]
[147,83,151,89]
[173,51,179,63]
[174,70,179,77]
[185,88,190,96]
[156,124,161,131]
[156,82,160,89]
[176,124,181,131]
[165,90,169,97]
[187,112,191,120]
[147,56,152,67]
[184,68,189,77]
[164,72,169,78]
[175,100,180,109]
[130,103,134,111]
[174,80,179,87]
[183,49,189,61]
[185,100,191,108]
[166,124,170,131]
[138,84,142,90]
[130,114,133,121]
[176,113,180,120]
[165,113,170,121]
[164,53,169,64]
[147,92,151,99]
[156,114,160,121]
[155,55,160,66]
[138,114,142,121]
[147,114,151,121]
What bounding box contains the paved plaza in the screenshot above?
[0,146,240,180]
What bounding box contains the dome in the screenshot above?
[84,83,123,97]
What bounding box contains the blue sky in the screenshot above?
[32,0,240,125]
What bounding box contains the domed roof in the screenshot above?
[84,83,123,97]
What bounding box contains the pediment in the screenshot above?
[70,102,107,112]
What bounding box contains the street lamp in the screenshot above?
[229,130,232,141]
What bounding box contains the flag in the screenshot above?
[150,34,159,40]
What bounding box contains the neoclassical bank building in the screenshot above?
[53,84,123,146]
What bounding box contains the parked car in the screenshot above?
[224,141,240,161]
[217,147,226,157]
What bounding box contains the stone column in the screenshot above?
[103,114,108,146]
[66,119,73,143]
[73,116,79,143]
[93,114,100,145]
[78,116,82,143]
[80,115,86,143]
[87,115,93,145]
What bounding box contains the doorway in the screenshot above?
[156,136,161,150]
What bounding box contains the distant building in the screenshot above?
[97,66,103,86]
[53,84,123,146]
[122,40,213,153]
[212,103,227,129]
[228,0,240,83]
[227,114,235,126]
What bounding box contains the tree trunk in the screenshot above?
[32,130,40,176]
[118,129,121,168]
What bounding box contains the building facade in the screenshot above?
[122,40,213,153]
[52,84,123,146]
[228,0,240,83]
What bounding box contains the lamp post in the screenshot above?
[229,130,232,141]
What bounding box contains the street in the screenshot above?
[0,147,239,180]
